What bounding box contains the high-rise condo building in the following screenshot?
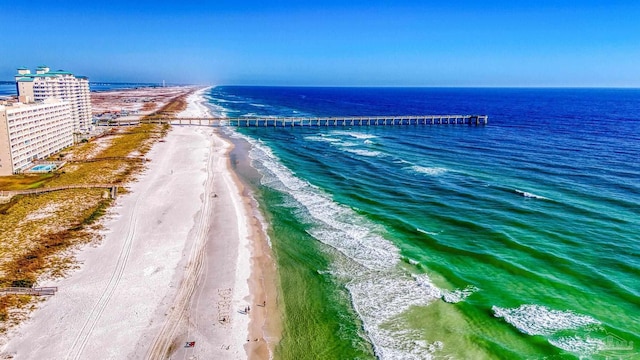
[15,66,92,133]
[0,99,73,176]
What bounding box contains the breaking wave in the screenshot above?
[408,166,448,176]
[492,304,600,336]
[241,133,454,359]
[515,189,549,200]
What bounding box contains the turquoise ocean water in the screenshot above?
[211,87,639,360]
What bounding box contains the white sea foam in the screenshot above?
[416,228,441,236]
[515,189,549,200]
[491,304,622,357]
[364,139,375,145]
[347,273,443,359]
[201,94,229,117]
[409,165,448,176]
[250,103,266,107]
[549,335,604,354]
[214,99,246,104]
[238,132,450,359]
[339,141,360,147]
[331,130,378,139]
[343,148,383,157]
[442,285,479,303]
[303,135,342,143]
[492,304,601,336]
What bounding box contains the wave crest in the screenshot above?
[492,304,600,336]
[515,189,549,200]
[409,166,448,176]
[442,286,480,303]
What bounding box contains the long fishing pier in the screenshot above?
[98,114,488,127]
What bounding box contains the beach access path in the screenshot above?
[1,88,257,359]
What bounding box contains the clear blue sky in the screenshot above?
[1,0,638,86]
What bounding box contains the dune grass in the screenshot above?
[0,174,58,191]
[0,123,165,333]
[0,88,190,333]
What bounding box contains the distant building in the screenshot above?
[15,66,92,133]
[0,99,73,175]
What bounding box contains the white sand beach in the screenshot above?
[1,87,275,359]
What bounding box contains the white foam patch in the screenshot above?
[245,136,397,271]
[237,132,450,359]
[213,99,246,104]
[515,189,549,200]
[492,304,601,336]
[304,135,342,143]
[206,103,228,117]
[442,286,479,303]
[409,166,448,176]
[343,148,383,157]
[416,228,441,236]
[200,95,229,118]
[549,335,604,354]
[347,273,443,359]
[331,130,378,139]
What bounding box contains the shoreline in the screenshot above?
[187,87,282,358]
[0,86,280,359]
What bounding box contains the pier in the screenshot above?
[97,114,488,127]
[0,287,58,296]
[0,184,119,204]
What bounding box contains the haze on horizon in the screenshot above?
[1,0,639,87]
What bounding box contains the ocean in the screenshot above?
[208,87,639,360]
[0,83,16,98]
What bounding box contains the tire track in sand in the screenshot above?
[65,194,144,360]
[145,130,218,359]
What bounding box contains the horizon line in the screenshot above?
[1,80,639,90]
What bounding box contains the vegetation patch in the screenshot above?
[0,295,34,328]
[0,88,192,334]
[0,174,58,191]
[82,198,112,226]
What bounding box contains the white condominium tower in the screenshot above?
[15,65,92,133]
[0,99,73,176]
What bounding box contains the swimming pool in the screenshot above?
[30,164,56,172]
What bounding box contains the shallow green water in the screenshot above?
[214,87,640,360]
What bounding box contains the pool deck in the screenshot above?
[22,161,66,174]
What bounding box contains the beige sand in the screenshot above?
[91,86,195,117]
[0,88,279,359]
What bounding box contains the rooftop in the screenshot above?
[14,73,58,78]
[14,66,88,80]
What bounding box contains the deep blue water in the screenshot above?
[211,87,640,360]
[0,83,16,98]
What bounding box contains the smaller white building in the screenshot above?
[0,99,73,176]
